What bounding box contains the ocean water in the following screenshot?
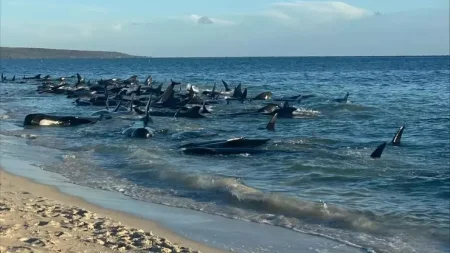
[0,56,449,253]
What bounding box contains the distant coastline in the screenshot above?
[0,47,147,59]
[0,47,447,59]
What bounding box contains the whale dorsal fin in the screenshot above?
[391,125,405,146]
[143,95,153,127]
[241,88,248,101]
[222,80,231,91]
[189,85,195,99]
[370,142,387,158]
[344,92,350,100]
[211,83,216,98]
[266,113,278,131]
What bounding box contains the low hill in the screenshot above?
[0,47,144,59]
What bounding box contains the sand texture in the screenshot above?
[0,169,224,253]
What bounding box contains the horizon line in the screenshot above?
[0,46,448,59]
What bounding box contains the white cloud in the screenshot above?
[263,1,371,23]
[179,14,236,26]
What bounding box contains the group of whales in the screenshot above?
[3,72,405,158]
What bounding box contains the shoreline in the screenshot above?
[0,135,363,253]
[0,168,224,253]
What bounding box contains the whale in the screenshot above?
[391,125,405,146]
[265,101,297,118]
[231,83,243,98]
[174,106,205,118]
[226,87,248,104]
[200,102,211,114]
[370,142,387,158]
[23,113,102,127]
[258,103,280,114]
[179,137,270,149]
[182,147,265,155]
[122,95,155,138]
[333,92,350,103]
[252,91,272,101]
[154,80,182,107]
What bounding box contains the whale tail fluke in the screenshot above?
[370,142,387,158]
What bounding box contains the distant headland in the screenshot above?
[0,47,146,59]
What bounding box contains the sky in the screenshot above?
[0,0,449,57]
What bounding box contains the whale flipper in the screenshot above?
[266,113,278,131]
[391,125,405,146]
[370,142,387,158]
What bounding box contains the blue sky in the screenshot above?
[1,0,449,57]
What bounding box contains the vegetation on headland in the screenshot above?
[0,47,145,59]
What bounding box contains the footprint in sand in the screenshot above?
[19,237,46,247]
[3,246,35,253]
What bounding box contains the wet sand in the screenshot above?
[0,168,225,253]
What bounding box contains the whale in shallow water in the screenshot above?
[122,96,155,138]
[182,147,265,155]
[258,103,280,114]
[391,125,405,146]
[267,101,297,118]
[333,92,350,103]
[252,91,272,101]
[179,137,270,149]
[23,113,102,127]
[175,106,205,118]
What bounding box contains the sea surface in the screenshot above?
[0,56,449,253]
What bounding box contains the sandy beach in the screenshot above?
[0,168,225,253]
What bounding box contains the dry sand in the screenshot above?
[0,168,225,253]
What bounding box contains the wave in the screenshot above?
[124,166,381,233]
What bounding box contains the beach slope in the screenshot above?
[0,169,224,253]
